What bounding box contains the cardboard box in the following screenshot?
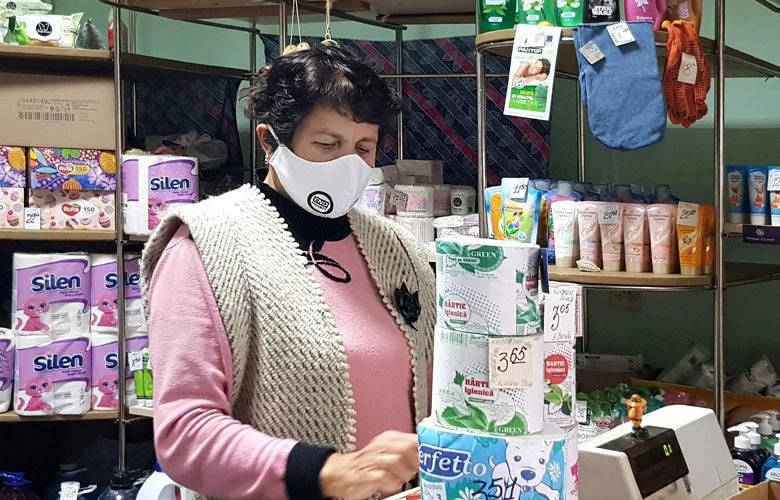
[0,73,115,150]
[0,146,25,229]
[728,481,780,499]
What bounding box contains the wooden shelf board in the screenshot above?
[0,410,119,423]
[549,265,713,289]
[476,29,780,79]
[121,53,248,80]
[125,233,150,243]
[0,229,116,241]
[128,405,154,418]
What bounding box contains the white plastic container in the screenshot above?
[137,464,189,500]
[450,185,477,215]
[395,216,435,244]
[433,185,452,217]
[395,184,434,217]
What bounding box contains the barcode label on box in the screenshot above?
[18,111,76,122]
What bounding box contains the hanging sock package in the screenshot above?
[573,21,667,151]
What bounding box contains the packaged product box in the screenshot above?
[727,480,780,499]
[0,146,26,229]
[544,341,577,427]
[29,190,115,231]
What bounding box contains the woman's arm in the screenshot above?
[149,227,334,500]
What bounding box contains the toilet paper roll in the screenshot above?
[418,418,566,500]
[122,154,199,236]
[15,331,91,416]
[564,424,579,500]
[90,254,147,335]
[395,216,435,244]
[436,237,541,336]
[13,253,91,334]
[0,328,15,413]
[431,327,544,436]
[544,342,577,428]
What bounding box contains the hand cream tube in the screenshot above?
[622,204,650,273]
[597,203,624,272]
[647,204,678,275]
[727,166,747,224]
[577,201,601,267]
[676,202,704,276]
[769,166,780,227]
[702,205,715,275]
[748,167,768,225]
[551,200,578,268]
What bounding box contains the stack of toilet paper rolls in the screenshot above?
[418,236,570,499]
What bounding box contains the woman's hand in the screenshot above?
[319,431,419,499]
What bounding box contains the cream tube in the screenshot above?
[577,201,601,267]
[622,204,650,273]
[597,203,624,272]
[647,204,678,275]
[551,200,578,268]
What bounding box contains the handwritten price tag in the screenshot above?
[128,351,143,372]
[507,178,530,201]
[768,169,780,192]
[60,483,79,500]
[388,190,409,211]
[607,22,635,46]
[579,41,605,65]
[489,337,537,389]
[544,288,577,344]
[597,204,620,225]
[420,480,446,500]
[575,400,589,424]
[678,52,698,85]
[677,202,700,226]
[24,207,41,230]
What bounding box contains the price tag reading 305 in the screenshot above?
[489,337,537,389]
[544,288,577,344]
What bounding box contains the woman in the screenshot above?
[141,43,435,500]
[513,58,551,83]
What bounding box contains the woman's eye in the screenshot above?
[316,142,336,150]
[357,147,371,155]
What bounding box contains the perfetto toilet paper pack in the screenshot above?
[0,328,15,413]
[122,154,199,235]
[13,253,91,333]
[15,331,91,416]
[432,327,544,436]
[90,253,147,334]
[436,237,541,336]
[564,424,579,500]
[418,418,566,500]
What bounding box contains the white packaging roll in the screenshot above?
[91,331,119,411]
[15,331,91,416]
[436,236,541,336]
[564,424,580,500]
[122,154,199,236]
[450,185,477,215]
[395,216,435,244]
[431,327,544,436]
[396,184,435,217]
[90,254,148,335]
[13,253,91,334]
[0,328,15,413]
[418,418,566,499]
[544,342,577,428]
[433,185,452,217]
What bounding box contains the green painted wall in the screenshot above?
[53,0,779,375]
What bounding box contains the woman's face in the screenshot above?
[528,60,545,76]
[287,105,380,167]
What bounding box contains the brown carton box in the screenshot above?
[0,72,115,150]
[728,481,780,499]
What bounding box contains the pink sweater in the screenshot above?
[148,225,417,499]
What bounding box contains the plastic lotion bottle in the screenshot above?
[761,435,780,481]
[551,200,579,268]
[754,413,777,453]
[743,422,770,463]
[729,426,762,489]
[597,202,624,272]
[137,464,186,500]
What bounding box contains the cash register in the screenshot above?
[579,399,739,500]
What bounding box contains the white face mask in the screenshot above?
[266,126,373,219]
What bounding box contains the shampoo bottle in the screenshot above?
[754,413,777,453]
[479,0,516,33]
[743,422,770,463]
[761,436,780,482]
[729,427,762,489]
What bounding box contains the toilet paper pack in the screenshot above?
[432,327,544,436]
[29,189,115,231]
[122,155,199,235]
[13,253,91,333]
[436,237,541,336]
[544,342,577,427]
[564,425,579,500]
[91,331,120,411]
[418,418,566,500]
[15,331,91,416]
[91,254,147,334]
[0,146,26,230]
[0,329,15,413]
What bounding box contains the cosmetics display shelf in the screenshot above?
[548,266,713,289]
[0,410,120,423]
[0,229,118,241]
[128,405,154,418]
[475,29,780,79]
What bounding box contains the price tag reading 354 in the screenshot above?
[544,288,577,344]
[489,337,537,389]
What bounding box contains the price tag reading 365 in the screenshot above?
[489,337,537,389]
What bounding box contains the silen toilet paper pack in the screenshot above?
[91,332,148,410]
[15,331,91,416]
[418,418,566,500]
[436,237,541,336]
[0,328,15,413]
[13,253,91,333]
[91,253,147,334]
[432,327,545,436]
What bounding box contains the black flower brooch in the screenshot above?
[394,282,420,330]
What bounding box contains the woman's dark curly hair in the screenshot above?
[245,43,402,151]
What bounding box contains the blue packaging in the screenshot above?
[768,166,780,226]
[418,419,567,500]
[726,166,747,224]
[747,167,769,225]
[501,179,542,244]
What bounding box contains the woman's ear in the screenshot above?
[256,124,275,157]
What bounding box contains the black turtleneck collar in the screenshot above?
[257,182,351,251]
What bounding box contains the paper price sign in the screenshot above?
[388,190,409,211]
[575,400,589,424]
[678,53,698,85]
[421,480,446,500]
[677,202,700,226]
[489,337,537,389]
[508,178,530,201]
[544,289,577,344]
[24,208,41,230]
[598,204,620,225]
[768,169,780,192]
[607,22,635,46]
[128,351,143,372]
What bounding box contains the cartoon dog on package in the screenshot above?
[493,440,559,500]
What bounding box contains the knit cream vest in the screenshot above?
[141,185,434,496]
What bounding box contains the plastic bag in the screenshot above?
[666,0,702,33]
[726,356,777,395]
[12,12,82,47]
[4,0,52,15]
[145,130,228,172]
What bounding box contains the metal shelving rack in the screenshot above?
[475,1,780,427]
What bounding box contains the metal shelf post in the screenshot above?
[714,0,727,428]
